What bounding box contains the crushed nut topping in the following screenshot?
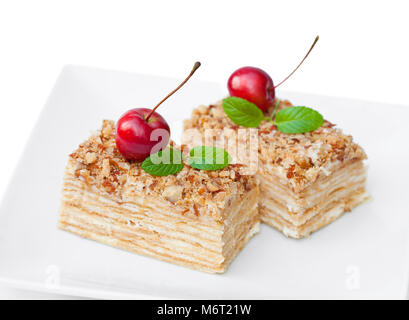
[183,100,367,192]
[68,120,257,219]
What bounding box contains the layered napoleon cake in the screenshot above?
[183,99,369,239]
[59,120,259,273]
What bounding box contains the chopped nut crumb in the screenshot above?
[101,158,110,178]
[68,120,257,218]
[206,181,220,192]
[183,99,367,192]
[85,152,97,164]
[163,185,183,203]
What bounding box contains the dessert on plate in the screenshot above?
[184,36,369,238]
[59,63,260,273]
[183,99,369,239]
[59,36,370,274]
[59,120,259,273]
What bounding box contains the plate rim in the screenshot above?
[1,64,408,300]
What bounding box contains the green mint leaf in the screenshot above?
[141,148,184,176]
[222,97,264,128]
[275,106,324,133]
[189,146,232,171]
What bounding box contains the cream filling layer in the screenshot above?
[260,190,370,238]
[59,169,259,273]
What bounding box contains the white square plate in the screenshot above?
[0,65,408,299]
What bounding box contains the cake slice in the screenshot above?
[183,100,369,239]
[59,120,259,273]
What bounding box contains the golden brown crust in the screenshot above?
[183,99,367,192]
[69,120,257,219]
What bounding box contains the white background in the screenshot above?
[0,0,408,299]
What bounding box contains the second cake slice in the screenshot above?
[183,100,369,239]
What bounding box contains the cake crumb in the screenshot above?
[85,152,97,164]
[68,120,257,218]
[183,100,367,192]
[163,185,183,203]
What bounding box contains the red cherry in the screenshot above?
[115,62,201,161]
[116,108,170,161]
[227,36,320,113]
[228,67,275,112]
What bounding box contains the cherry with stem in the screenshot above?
[116,61,201,161]
[228,35,320,112]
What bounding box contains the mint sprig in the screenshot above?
[275,106,324,133]
[222,97,265,128]
[189,146,232,171]
[141,146,232,177]
[222,97,324,133]
[141,148,184,176]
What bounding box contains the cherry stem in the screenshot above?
[270,99,280,119]
[274,36,319,89]
[145,62,201,121]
